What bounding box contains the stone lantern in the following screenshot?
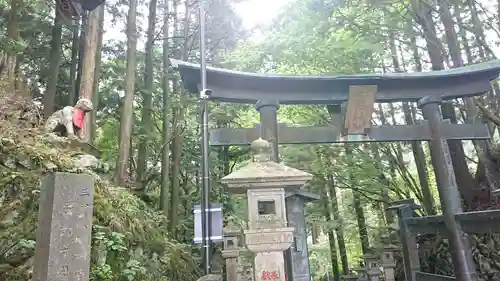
[222,230,242,281]
[363,254,381,281]
[221,138,312,281]
[356,267,368,281]
[418,239,432,260]
[381,245,399,281]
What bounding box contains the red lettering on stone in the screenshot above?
[261,271,279,280]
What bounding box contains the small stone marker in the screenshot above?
[33,172,95,281]
[221,138,312,281]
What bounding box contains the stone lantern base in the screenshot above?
[196,274,223,281]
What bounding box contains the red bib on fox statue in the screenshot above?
[72,108,86,131]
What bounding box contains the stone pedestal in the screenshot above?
[196,274,223,281]
[223,231,242,281]
[344,274,359,281]
[33,172,95,281]
[222,248,240,281]
[254,252,286,280]
[221,138,312,281]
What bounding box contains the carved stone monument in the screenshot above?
[33,172,95,281]
[284,189,319,281]
[221,138,312,281]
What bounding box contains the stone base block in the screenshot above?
[196,274,223,281]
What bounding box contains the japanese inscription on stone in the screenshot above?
[33,173,94,281]
[246,231,294,245]
[344,85,377,135]
[261,270,280,281]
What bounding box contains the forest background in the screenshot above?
[1,0,500,280]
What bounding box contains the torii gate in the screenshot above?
[57,0,104,22]
[171,58,500,281]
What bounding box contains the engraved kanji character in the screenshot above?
[262,271,271,280]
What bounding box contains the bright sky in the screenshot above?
[103,0,289,47]
[233,0,289,29]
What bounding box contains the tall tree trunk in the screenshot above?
[137,0,158,190]
[407,17,436,214]
[345,145,370,253]
[408,18,423,72]
[410,0,444,70]
[169,0,189,237]
[79,8,101,142]
[392,27,435,214]
[404,102,435,214]
[466,0,491,58]
[14,53,23,92]
[5,0,22,82]
[375,106,398,221]
[311,224,321,244]
[89,4,105,143]
[75,12,88,102]
[160,0,170,215]
[68,18,80,105]
[43,10,63,117]
[115,0,138,186]
[411,0,475,206]
[327,175,349,275]
[454,4,473,63]
[353,190,369,254]
[324,178,340,281]
[441,0,490,204]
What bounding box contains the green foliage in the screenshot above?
[224,0,437,276]
[0,84,200,281]
[4,0,497,277]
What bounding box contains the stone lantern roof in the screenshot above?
[285,188,320,202]
[221,138,312,193]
